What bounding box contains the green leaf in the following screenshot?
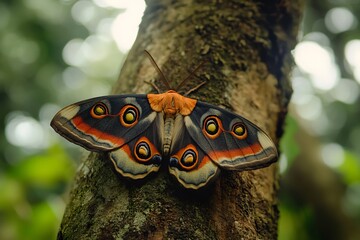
[12,144,75,188]
[337,150,360,184]
[280,115,300,167]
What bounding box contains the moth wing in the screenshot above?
[51,94,163,179]
[51,95,155,151]
[109,113,163,179]
[184,101,278,171]
[167,115,220,190]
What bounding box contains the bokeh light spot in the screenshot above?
[62,38,85,66]
[279,154,288,174]
[330,78,359,104]
[345,39,360,69]
[294,40,339,90]
[345,40,360,84]
[111,0,145,52]
[294,95,322,121]
[71,0,97,26]
[5,113,47,150]
[321,143,344,168]
[325,7,357,34]
[62,67,86,89]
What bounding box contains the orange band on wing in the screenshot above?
[72,116,125,146]
[208,143,263,161]
[197,155,213,168]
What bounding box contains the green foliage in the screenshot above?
[278,203,319,240]
[0,144,74,240]
[338,150,360,184]
[279,115,299,167]
[11,145,75,188]
[0,1,122,239]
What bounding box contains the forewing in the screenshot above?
[51,94,156,151]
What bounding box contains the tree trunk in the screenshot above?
[58,0,303,239]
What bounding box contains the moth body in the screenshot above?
[163,117,174,156]
[148,90,197,158]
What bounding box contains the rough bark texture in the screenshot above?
[58,0,303,239]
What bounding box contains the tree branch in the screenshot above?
[58,1,303,239]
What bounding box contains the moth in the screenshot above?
[51,51,278,189]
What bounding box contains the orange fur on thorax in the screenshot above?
[147,90,197,117]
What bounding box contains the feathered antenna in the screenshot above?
[175,61,205,92]
[144,50,171,90]
[144,50,206,94]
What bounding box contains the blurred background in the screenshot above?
[0,0,359,239]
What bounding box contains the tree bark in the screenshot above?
[58,0,303,239]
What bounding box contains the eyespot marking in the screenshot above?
[180,149,197,169]
[119,105,139,127]
[91,103,109,118]
[232,123,247,139]
[133,137,162,165]
[203,116,222,139]
[134,141,151,162]
[170,145,199,171]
